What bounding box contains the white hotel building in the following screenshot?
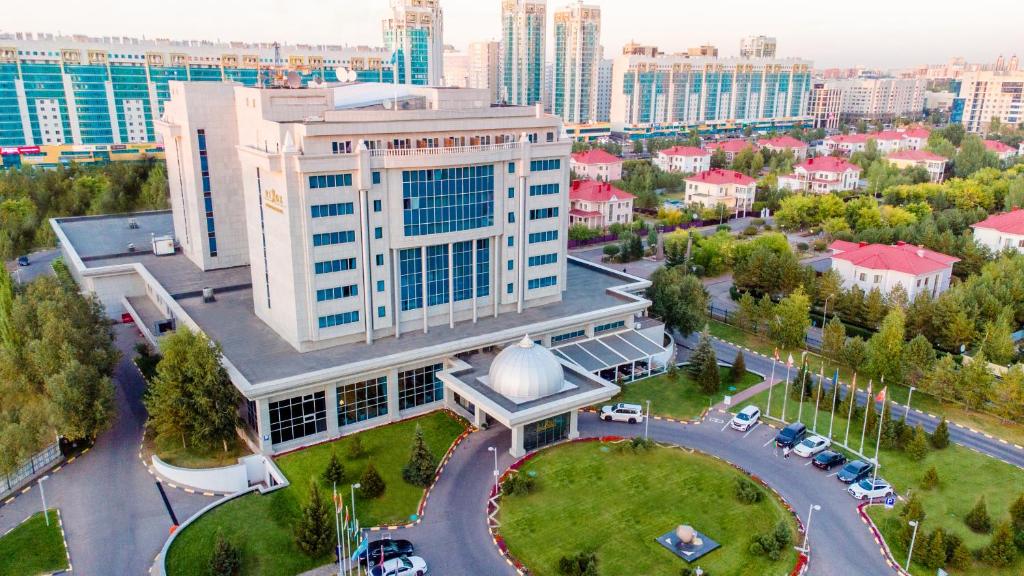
[52,82,671,457]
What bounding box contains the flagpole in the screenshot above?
[334,483,343,576]
[766,350,778,419]
[860,379,872,455]
[844,373,857,448]
[782,354,793,422]
[812,363,825,433]
[828,368,840,440]
[797,360,809,423]
[872,378,886,485]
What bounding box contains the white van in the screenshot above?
[600,403,645,423]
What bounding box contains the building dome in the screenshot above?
[488,335,566,402]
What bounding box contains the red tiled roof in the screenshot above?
[872,131,904,141]
[705,139,757,154]
[569,208,601,218]
[902,127,931,139]
[887,150,947,162]
[796,156,860,173]
[828,240,862,253]
[684,169,757,186]
[828,241,959,275]
[757,136,808,149]
[971,208,1024,235]
[570,149,622,165]
[984,140,1015,154]
[826,134,869,144]
[569,180,635,202]
[660,145,710,157]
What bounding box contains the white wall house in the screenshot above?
[683,169,756,213]
[971,209,1024,253]
[829,240,959,301]
[823,133,869,155]
[886,150,948,183]
[568,180,634,228]
[654,146,711,174]
[984,140,1018,163]
[901,127,931,151]
[570,149,623,181]
[704,139,758,164]
[757,136,808,161]
[778,157,861,193]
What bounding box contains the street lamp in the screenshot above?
[350,483,362,576]
[487,446,499,496]
[822,294,833,329]
[644,400,651,440]
[801,504,821,552]
[906,520,921,570]
[38,475,50,526]
[905,386,916,419]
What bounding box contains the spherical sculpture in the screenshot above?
[675,525,703,548]
[488,335,566,402]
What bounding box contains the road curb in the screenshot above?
[0,447,87,512]
[857,502,911,576]
[1,508,73,574]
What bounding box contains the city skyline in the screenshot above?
[3,0,1020,69]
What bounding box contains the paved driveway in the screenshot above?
[0,325,212,575]
[5,248,59,283]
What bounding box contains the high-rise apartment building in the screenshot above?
[442,46,469,87]
[468,41,500,102]
[824,77,927,120]
[383,0,445,86]
[595,58,613,122]
[543,62,554,112]
[686,45,718,58]
[609,54,813,138]
[740,35,777,59]
[499,0,546,106]
[553,2,601,124]
[809,82,842,130]
[0,33,391,146]
[958,70,1024,132]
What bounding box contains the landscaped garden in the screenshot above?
[612,365,762,421]
[165,411,466,576]
[499,441,800,576]
[0,510,69,576]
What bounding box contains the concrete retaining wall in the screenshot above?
[150,455,249,494]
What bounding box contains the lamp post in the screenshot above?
[38,475,49,526]
[351,482,361,576]
[487,446,499,496]
[905,386,916,419]
[801,504,822,553]
[906,520,920,571]
[822,294,833,330]
[644,400,651,440]
[333,482,343,576]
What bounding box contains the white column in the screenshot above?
[473,405,485,427]
[568,409,580,440]
[510,425,525,457]
[326,384,341,438]
[386,369,401,422]
[258,399,273,453]
[447,242,455,328]
[359,189,374,344]
[421,245,429,333]
[14,80,34,145]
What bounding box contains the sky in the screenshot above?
[3,0,1021,69]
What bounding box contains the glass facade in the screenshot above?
[528,183,559,196]
[528,253,557,267]
[529,230,559,244]
[310,203,354,218]
[523,412,570,452]
[530,158,561,171]
[398,363,444,410]
[318,310,360,328]
[337,377,389,427]
[399,239,489,311]
[315,258,357,275]
[528,275,557,289]
[197,129,217,257]
[269,392,327,444]
[402,165,494,236]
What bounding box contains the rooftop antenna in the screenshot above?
[272,41,282,68]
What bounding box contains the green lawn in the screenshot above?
[706,319,1024,447]
[0,510,68,576]
[741,385,1024,576]
[165,411,466,576]
[147,430,252,469]
[500,442,799,576]
[613,367,762,421]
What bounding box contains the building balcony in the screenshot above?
[368,141,522,157]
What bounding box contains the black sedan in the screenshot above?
[812,450,847,471]
[359,538,415,567]
[837,460,874,484]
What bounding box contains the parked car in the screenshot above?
[16,255,29,267]
[729,405,761,431]
[600,403,644,423]
[848,478,893,501]
[774,422,807,448]
[793,435,831,458]
[359,538,415,567]
[369,556,427,576]
[837,460,874,484]
[812,450,847,471]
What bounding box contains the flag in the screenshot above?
[773,348,780,361]
[786,353,793,368]
[833,369,839,386]
[875,386,887,403]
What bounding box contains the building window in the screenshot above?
[508,212,515,223]
[315,258,357,275]
[507,259,514,271]
[377,280,385,292]
[378,306,386,318]
[523,412,569,452]
[529,230,559,244]
[309,173,353,189]
[373,199,382,212]
[507,282,514,294]
[508,187,515,199]
[197,129,217,257]
[268,392,326,445]
[398,363,444,410]
[594,320,625,334]
[507,236,514,247]
[529,207,558,220]
[426,245,449,306]
[246,400,258,433]
[372,172,382,185]
[400,248,424,311]
[551,329,584,344]
[316,285,359,302]
[375,227,383,239]
[476,239,490,297]
[528,275,557,290]
[331,141,352,154]
[529,183,559,196]
[337,377,388,426]
[401,165,495,236]
[873,275,881,283]
[858,273,866,281]
[530,158,561,172]
[508,162,515,174]
[312,231,356,247]
[310,203,354,218]
[318,311,360,328]
[376,254,384,266]
[452,241,474,302]
[528,253,558,267]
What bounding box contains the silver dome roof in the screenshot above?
[487,335,566,402]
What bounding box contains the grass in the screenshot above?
[0,509,68,576]
[706,319,1024,447]
[146,430,252,469]
[740,384,1024,576]
[165,411,466,576]
[612,367,762,421]
[500,442,799,576]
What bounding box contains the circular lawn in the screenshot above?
[499,441,799,576]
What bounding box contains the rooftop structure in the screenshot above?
[570,148,623,181]
[971,208,1024,253]
[829,240,958,299]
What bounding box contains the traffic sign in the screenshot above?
[723,395,732,406]
[884,496,896,509]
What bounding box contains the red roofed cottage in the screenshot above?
[570,149,623,181]
[569,180,635,228]
[971,208,1024,252]
[654,146,711,174]
[778,157,861,193]
[683,169,756,213]
[829,241,959,300]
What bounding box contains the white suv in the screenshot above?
[730,405,761,431]
[600,403,645,423]
[848,478,893,501]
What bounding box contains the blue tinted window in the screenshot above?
[401,165,495,236]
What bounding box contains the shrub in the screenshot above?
[751,218,766,226]
[603,244,621,259]
[812,239,827,252]
[501,471,537,497]
[294,481,333,557]
[322,451,346,486]
[558,551,599,576]
[359,463,386,499]
[347,436,366,459]
[965,496,993,534]
[906,426,929,461]
[209,533,241,576]
[922,529,947,569]
[734,477,765,504]
[796,241,810,251]
[743,224,759,236]
[749,521,791,561]
[716,224,731,232]
[982,522,1017,567]
[729,351,746,383]
[930,418,950,449]
[762,223,773,231]
[628,436,656,452]
[920,466,940,490]
[401,425,438,488]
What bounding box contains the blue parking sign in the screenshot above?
[884,496,896,509]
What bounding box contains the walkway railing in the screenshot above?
[0,442,61,500]
[369,142,521,157]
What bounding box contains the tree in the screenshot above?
[771,287,811,349]
[710,148,727,169]
[693,330,721,394]
[865,308,906,386]
[1009,492,1024,533]
[0,268,16,351]
[294,481,333,557]
[981,315,1016,365]
[965,496,993,534]
[907,425,929,461]
[322,452,346,486]
[646,267,709,336]
[992,365,1024,423]
[841,336,868,370]
[863,288,886,328]
[734,292,759,332]
[730,351,746,383]
[139,163,170,210]
[923,529,947,570]
[930,418,950,449]
[982,522,1017,567]
[402,425,438,488]
[955,134,999,178]
[210,532,242,576]
[958,352,994,410]
[359,463,386,499]
[822,316,847,361]
[347,435,366,459]
[45,360,115,441]
[558,551,599,576]
[902,335,936,386]
[920,465,940,490]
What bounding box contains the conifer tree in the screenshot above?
[294,481,333,557]
[402,426,438,488]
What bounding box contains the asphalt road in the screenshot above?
[4,248,59,283]
[0,325,211,575]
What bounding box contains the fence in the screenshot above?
[567,218,726,249]
[708,304,822,351]
[1,442,62,499]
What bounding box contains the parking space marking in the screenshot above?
[720,420,730,432]
[743,423,760,438]
[827,472,838,477]
[804,461,813,466]
[762,438,775,448]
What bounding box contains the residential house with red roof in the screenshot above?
[704,139,758,164]
[654,146,711,174]
[971,208,1024,253]
[570,149,623,182]
[757,136,809,161]
[569,180,635,228]
[683,169,756,213]
[870,131,906,154]
[901,127,931,151]
[778,157,861,193]
[823,133,870,155]
[886,150,948,183]
[829,240,959,300]
[983,140,1018,163]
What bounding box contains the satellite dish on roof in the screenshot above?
[383,99,394,110]
[285,70,302,89]
[333,68,357,83]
